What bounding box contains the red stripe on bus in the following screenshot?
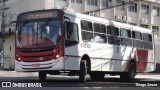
[136,49,148,72]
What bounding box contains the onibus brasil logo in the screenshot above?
[2,82,42,87]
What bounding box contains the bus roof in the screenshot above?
[16,9,152,34]
[64,11,152,34]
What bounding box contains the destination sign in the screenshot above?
[27,12,53,19]
[18,11,60,20]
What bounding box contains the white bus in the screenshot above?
[13,9,156,82]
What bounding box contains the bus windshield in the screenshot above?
[16,20,61,49]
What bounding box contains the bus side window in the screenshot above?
[143,33,153,50]
[81,20,92,31]
[120,28,132,46]
[107,26,120,45]
[93,23,107,43]
[132,31,143,48]
[65,21,79,46]
[148,34,152,42]
[94,23,106,33]
[81,20,93,42]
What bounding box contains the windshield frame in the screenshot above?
[16,18,62,50]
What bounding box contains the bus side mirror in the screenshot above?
[8,21,17,36]
[9,28,12,36]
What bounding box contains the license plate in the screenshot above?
[32,64,40,67]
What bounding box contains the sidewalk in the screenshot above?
[0,70,38,77]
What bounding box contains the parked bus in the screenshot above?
[12,9,156,82]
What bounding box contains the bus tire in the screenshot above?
[39,71,47,81]
[120,62,136,81]
[90,72,105,81]
[79,60,87,82]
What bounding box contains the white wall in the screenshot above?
[52,0,67,9]
[71,3,83,13]
[128,12,138,23]
[3,35,15,69]
[87,5,98,12]
[102,9,113,20]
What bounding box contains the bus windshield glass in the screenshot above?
[16,20,61,49]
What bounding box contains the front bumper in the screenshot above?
[15,57,64,72]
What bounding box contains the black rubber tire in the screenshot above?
[79,60,87,82]
[120,62,136,81]
[90,72,105,81]
[39,71,47,81]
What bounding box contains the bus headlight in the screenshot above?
[18,57,21,61]
[56,55,60,58]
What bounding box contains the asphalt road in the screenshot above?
[0,71,160,90]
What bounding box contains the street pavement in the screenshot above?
[0,70,159,81]
[0,70,159,90]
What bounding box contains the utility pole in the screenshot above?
[0,0,9,34]
[0,0,9,69]
[74,0,76,12]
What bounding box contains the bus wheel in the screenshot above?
[39,71,47,81]
[79,60,87,82]
[90,72,105,81]
[120,62,136,81]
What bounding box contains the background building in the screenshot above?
[0,0,160,69]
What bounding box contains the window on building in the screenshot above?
[152,6,159,16]
[87,0,97,6]
[102,0,112,8]
[140,24,148,29]
[129,23,137,26]
[71,0,82,3]
[152,26,159,36]
[116,0,125,10]
[141,4,149,14]
[129,2,137,12]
